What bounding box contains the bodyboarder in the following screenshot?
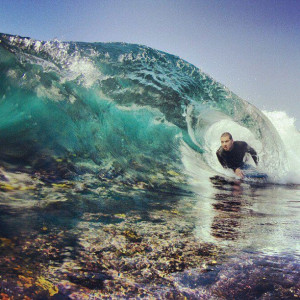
[216,132,259,179]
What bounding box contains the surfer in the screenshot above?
[216,132,259,179]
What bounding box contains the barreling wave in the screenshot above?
[0,33,291,184]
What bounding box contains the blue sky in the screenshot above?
[1,0,299,128]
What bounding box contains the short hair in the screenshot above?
[221,132,232,140]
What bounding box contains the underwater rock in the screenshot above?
[67,271,112,290]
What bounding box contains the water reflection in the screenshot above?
[191,175,300,257]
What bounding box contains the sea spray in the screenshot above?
[263,111,300,184]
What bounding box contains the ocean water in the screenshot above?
[0,33,299,299]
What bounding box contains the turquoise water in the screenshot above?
[0,33,299,299]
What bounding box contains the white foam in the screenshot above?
[263,111,300,184]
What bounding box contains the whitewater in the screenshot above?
[0,33,299,299]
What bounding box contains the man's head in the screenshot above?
[220,132,233,151]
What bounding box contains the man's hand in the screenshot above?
[234,168,244,179]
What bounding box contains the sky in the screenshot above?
[1,0,299,128]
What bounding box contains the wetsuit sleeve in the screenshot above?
[216,150,227,168]
[246,144,259,165]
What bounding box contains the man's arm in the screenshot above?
[216,150,227,168]
[246,144,259,165]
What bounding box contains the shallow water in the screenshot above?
[0,171,299,299]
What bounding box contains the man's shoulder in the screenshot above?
[234,141,248,147]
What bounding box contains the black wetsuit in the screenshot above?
[216,141,258,171]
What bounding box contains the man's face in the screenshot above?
[220,135,233,151]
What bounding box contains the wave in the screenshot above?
[0,33,298,185]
